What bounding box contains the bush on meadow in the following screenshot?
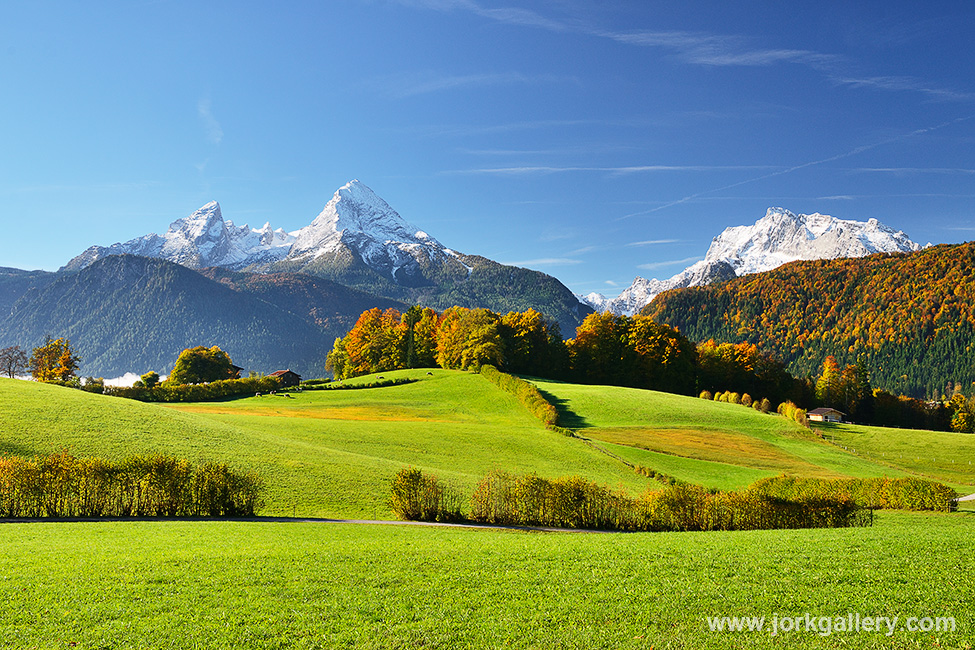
[748,475,957,512]
[0,452,263,518]
[390,467,463,522]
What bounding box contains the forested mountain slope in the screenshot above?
[644,242,975,397]
[0,255,407,378]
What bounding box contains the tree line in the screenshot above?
[328,305,975,434]
[326,306,809,406]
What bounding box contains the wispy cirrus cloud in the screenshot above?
[627,238,679,246]
[637,256,701,271]
[392,0,836,69]
[832,75,975,102]
[371,71,576,98]
[444,164,775,176]
[392,0,974,106]
[197,98,223,145]
[391,0,569,31]
[847,167,975,175]
[595,29,837,68]
[617,114,975,221]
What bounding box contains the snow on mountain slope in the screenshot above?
[62,201,296,272]
[285,180,458,283]
[583,208,922,316]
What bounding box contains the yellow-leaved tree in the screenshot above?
[29,336,81,382]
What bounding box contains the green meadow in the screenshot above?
[533,379,975,492]
[2,372,974,648]
[1,513,972,649]
[0,372,650,518]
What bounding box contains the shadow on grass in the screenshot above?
[0,441,40,457]
[536,388,591,429]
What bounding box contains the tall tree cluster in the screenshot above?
[567,312,698,394]
[327,306,570,381]
[327,307,707,395]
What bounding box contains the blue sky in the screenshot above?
[2,0,973,297]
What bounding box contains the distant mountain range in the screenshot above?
[1,181,590,377]
[63,180,590,337]
[581,208,924,315]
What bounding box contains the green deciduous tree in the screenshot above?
[435,307,504,370]
[168,346,236,385]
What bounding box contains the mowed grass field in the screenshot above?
[2,373,975,648]
[1,512,973,649]
[532,380,975,491]
[821,422,975,489]
[0,371,652,518]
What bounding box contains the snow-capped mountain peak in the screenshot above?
[61,200,297,272]
[289,180,442,261]
[583,208,922,316]
[60,180,459,287]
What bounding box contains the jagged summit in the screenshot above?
[288,180,444,263]
[61,200,296,272]
[707,207,921,277]
[56,179,591,337]
[581,208,922,316]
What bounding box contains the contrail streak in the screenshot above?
[617,114,975,221]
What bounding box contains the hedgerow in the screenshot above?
[478,365,559,426]
[393,468,872,532]
[105,376,281,402]
[0,452,263,518]
[747,475,957,512]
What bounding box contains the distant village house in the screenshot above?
[808,407,845,423]
[269,369,301,388]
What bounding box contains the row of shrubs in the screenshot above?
[0,452,264,518]
[700,390,773,413]
[479,365,559,426]
[778,400,810,427]
[300,377,417,391]
[749,475,957,512]
[103,376,281,403]
[390,468,873,532]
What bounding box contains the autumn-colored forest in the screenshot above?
[644,242,975,400]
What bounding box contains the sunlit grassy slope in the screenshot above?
[2,512,973,649]
[820,422,975,489]
[530,380,972,490]
[4,372,972,519]
[0,372,651,517]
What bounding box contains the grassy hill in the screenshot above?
[0,371,650,518]
[3,372,975,648]
[532,379,975,492]
[5,371,972,520]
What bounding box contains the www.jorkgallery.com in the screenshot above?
[706,613,956,637]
